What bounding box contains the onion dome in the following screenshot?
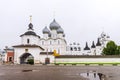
[84,42,90,50]
[20,31,40,38]
[57,27,64,34]
[24,23,36,36]
[91,41,96,48]
[20,23,40,38]
[96,38,101,46]
[24,31,37,36]
[28,23,33,30]
[49,19,60,30]
[42,27,50,34]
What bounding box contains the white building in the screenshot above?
[0,50,6,63]
[40,19,67,55]
[66,42,81,55]
[13,17,110,64]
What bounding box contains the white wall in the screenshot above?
[21,35,39,45]
[39,55,55,63]
[56,58,120,63]
[40,38,67,55]
[14,47,43,64]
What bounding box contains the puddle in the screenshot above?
[0,73,5,76]
[80,71,107,80]
[22,70,39,72]
[22,70,33,72]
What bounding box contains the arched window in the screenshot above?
[74,47,77,51]
[27,39,30,44]
[70,47,73,51]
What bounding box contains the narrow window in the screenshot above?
[74,47,77,51]
[27,39,30,44]
[70,47,73,51]
[78,47,81,51]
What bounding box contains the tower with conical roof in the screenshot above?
[84,42,90,50]
[96,38,101,46]
[95,38,102,55]
[83,42,91,55]
[91,41,96,55]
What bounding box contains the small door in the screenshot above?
[45,58,50,64]
[9,57,12,62]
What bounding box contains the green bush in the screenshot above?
[27,59,34,65]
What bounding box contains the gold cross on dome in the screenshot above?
[30,15,32,23]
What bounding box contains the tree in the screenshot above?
[102,41,118,55]
[117,46,120,54]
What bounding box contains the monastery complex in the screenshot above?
[0,17,111,64]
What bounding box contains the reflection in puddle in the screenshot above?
[80,71,107,80]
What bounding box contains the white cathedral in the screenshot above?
[13,18,110,64]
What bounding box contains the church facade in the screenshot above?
[13,18,110,64]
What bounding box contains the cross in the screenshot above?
[30,15,32,23]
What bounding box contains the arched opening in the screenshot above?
[74,47,77,51]
[20,53,34,64]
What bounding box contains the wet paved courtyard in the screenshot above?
[0,65,120,80]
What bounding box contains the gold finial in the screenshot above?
[30,15,32,23]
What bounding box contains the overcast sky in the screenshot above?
[0,0,120,49]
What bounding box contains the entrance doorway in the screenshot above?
[45,58,50,64]
[20,53,34,64]
[9,57,12,62]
